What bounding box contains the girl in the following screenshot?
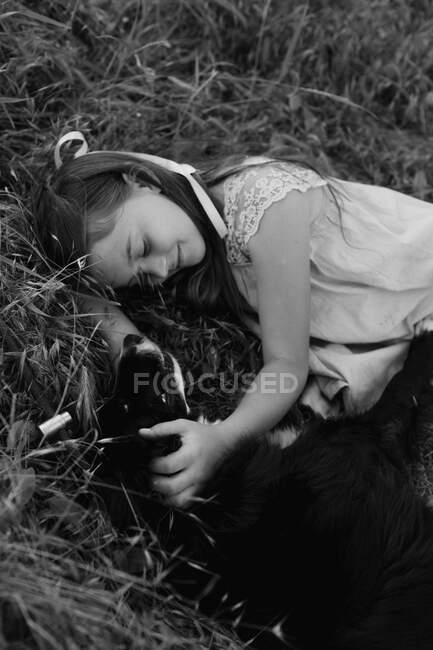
[34,131,433,507]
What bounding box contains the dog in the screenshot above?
[94,333,190,529]
[95,331,433,650]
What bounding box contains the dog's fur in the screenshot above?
[95,332,433,650]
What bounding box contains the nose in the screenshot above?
[145,255,169,282]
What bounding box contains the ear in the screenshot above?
[122,172,161,194]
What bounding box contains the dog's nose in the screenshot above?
[123,333,143,349]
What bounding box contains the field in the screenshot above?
[1,0,433,647]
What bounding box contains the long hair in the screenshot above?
[33,151,258,325]
[33,149,338,327]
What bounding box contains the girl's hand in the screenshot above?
[138,419,232,509]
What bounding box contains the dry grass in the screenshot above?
[2,0,433,647]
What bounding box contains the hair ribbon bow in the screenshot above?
[54,131,89,169]
[53,131,228,239]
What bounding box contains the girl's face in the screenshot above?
[89,183,206,288]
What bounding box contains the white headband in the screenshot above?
[54,131,228,239]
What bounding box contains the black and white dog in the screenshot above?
[96,332,433,650]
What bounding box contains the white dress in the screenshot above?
[221,158,433,417]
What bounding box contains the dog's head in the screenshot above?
[97,333,191,463]
[115,333,190,422]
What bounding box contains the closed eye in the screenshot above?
[142,239,149,257]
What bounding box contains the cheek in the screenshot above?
[190,229,206,264]
[111,261,134,288]
[90,247,126,287]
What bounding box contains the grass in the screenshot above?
[1,0,433,647]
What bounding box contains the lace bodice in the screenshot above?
[222,159,328,264]
[217,158,433,417]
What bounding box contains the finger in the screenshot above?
[149,455,183,474]
[166,486,199,509]
[138,419,187,436]
[151,469,193,497]
[149,446,193,474]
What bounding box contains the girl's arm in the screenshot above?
[140,187,315,508]
[79,294,141,362]
[215,187,314,443]
[216,357,308,442]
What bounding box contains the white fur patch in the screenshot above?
[197,414,222,425]
[135,339,165,361]
[168,353,191,415]
[414,316,433,337]
[269,426,299,449]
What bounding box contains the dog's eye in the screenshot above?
[121,401,129,414]
[161,393,167,404]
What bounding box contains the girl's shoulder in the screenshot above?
[220,158,328,264]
